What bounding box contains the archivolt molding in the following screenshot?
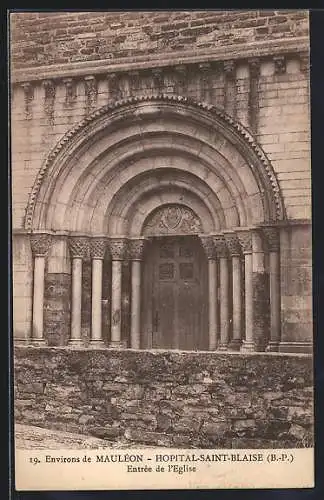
[24,94,285,231]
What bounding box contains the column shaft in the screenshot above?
[208,259,218,350]
[241,252,254,351]
[32,256,46,342]
[111,260,123,344]
[231,255,242,348]
[219,257,229,349]
[70,257,83,345]
[90,258,104,344]
[267,251,281,351]
[130,260,141,349]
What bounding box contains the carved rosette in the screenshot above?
[213,234,228,259]
[223,233,241,257]
[30,233,52,257]
[199,235,216,260]
[68,236,90,259]
[262,227,280,253]
[90,237,108,260]
[144,204,203,236]
[237,230,252,255]
[109,238,128,261]
[128,239,147,261]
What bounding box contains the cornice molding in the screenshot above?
[11,37,309,85]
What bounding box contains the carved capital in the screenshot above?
[199,235,216,260]
[175,64,187,74]
[224,60,236,79]
[273,55,286,75]
[198,62,211,72]
[248,57,260,78]
[262,227,280,252]
[213,234,228,259]
[84,75,97,93]
[68,236,90,259]
[237,230,252,254]
[223,232,241,257]
[63,77,75,101]
[30,233,52,257]
[109,238,128,261]
[42,79,56,99]
[299,52,309,73]
[128,238,147,261]
[21,82,34,100]
[90,237,107,260]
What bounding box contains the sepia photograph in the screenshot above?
[10,9,314,490]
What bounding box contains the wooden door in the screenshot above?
[142,236,208,350]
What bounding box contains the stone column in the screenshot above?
[237,230,254,352]
[263,227,281,352]
[68,236,89,347]
[129,238,147,349]
[89,237,107,346]
[200,235,218,350]
[108,238,128,348]
[251,228,270,351]
[213,234,229,350]
[30,233,52,345]
[224,232,243,350]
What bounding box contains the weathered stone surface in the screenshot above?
[14,347,314,448]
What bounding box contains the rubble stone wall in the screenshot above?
[14,347,313,448]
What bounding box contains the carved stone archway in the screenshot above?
[26,95,285,352]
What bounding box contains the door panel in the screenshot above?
[142,236,208,350]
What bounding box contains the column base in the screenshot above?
[240,341,255,353]
[218,343,228,351]
[88,339,106,348]
[68,339,85,348]
[265,341,280,352]
[228,339,242,351]
[30,338,47,347]
[279,341,313,354]
[109,340,128,349]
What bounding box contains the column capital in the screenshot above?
[273,55,286,75]
[199,235,216,260]
[248,57,260,78]
[109,238,128,260]
[30,233,52,257]
[90,237,108,260]
[262,226,280,252]
[213,234,228,258]
[224,60,236,78]
[68,236,90,259]
[236,229,252,254]
[128,238,147,261]
[223,232,241,257]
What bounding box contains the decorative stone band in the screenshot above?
[199,235,217,260]
[223,232,241,257]
[68,236,90,259]
[128,238,147,261]
[90,237,108,260]
[30,233,52,257]
[262,226,280,253]
[213,234,228,259]
[109,238,128,261]
[236,230,252,255]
